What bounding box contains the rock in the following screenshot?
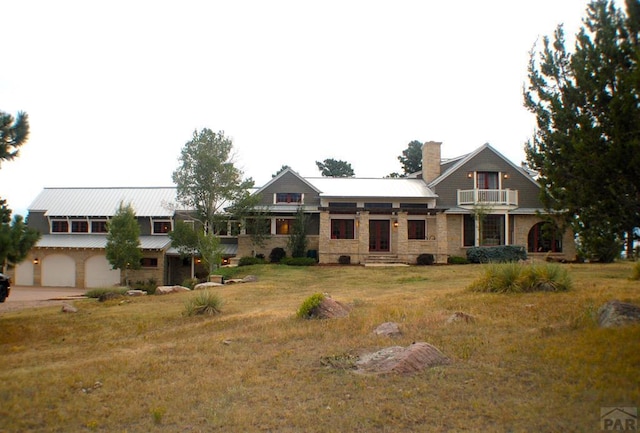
[98,292,122,302]
[356,342,449,375]
[598,300,640,328]
[241,275,257,283]
[446,311,476,324]
[373,322,401,337]
[313,296,350,319]
[155,285,191,295]
[125,290,147,297]
[194,282,224,290]
[61,303,78,313]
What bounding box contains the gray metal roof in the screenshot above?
[35,234,172,250]
[306,177,437,199]
[28,187,184,217]
[166,243,238,256]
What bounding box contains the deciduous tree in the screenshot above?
[106,202,142,286]
[524,0,640,261]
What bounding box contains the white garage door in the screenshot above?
[15,260,34,286]
[85,255,120,288]
[42,254,76,287]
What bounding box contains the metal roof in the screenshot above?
[166,243,238,256]
[28,187,184,217]
[306,177,437,199]
[35,234,172,250]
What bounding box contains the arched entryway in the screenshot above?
[528,222,563,253]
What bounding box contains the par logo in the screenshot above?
[601,407,637,431]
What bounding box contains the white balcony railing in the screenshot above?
[457,189,518,206]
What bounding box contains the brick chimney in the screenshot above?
[421,141,442,183]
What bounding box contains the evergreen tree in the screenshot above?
[105,202,142,286]
[524,0,640,261]
[0,111,29,166]
[315,158,355,177]
[397,140,423,175]
[288,207,308,258]
[0,199,41,272]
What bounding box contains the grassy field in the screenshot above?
[0,263,638,432]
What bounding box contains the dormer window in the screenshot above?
[153,220,172,234]
[275,193,303,204]
[51,220,69,233]
[71,220,89,233]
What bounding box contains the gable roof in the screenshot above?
[307,177,437,199]
[28,187,182,217]
[253,167,321,197]
[429,143,539,188]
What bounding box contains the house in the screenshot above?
[12,142,575,288]
[236,141,576,264]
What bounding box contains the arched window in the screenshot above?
[528,222,562,253]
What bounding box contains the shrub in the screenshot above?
[184,290,223,316]
[238,256,266,266]
[467,245,527,264]
[448,256,469,265]
[632,262,640,281]
[269,247,287,263]
[280,257,317,266]
[338,255,351,265]
[211,266,243,279]
[469,263,571,293]
[297,293,325,318]
[416,253,435,265]
[132,278,158,294]
[84,287,129,298]
[181,278,199,289]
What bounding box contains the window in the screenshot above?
[476,172,499,189]
[482,215,504,246]
[408,220,426,240]
[91,221,108,233]
[212,221,228,236]
[463,215,475,247]
[276,218,295,235]
[328,202,357,208]
[275,193,302,204]
[71,220,88,233]
[400,203,428,209]
[331,219,355,239]
[528,222,562,253]
[153,220,172,234]
[51,220,69,233]
[246,218,271,235]
[140,257,158,268]
[364,203,392,209]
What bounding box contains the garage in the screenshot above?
[85,255,120,288]
[14,260,34,286]
[42,254,76,287]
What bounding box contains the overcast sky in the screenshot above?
[1,1,596,216]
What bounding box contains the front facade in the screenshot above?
[12,142,576,288]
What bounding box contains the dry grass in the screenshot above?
[0,263,638,432]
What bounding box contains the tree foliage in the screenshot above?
[106,202,142,286]
[172,129,255,232]
[315,158,355,177]
[0,199,41,272]
[272,165,291,178]
[287,206,308,258]
[0,111,29,166]
[524,0,640,261]
[397,140,423,175]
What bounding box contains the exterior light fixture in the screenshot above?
[503,173,510,179]
[33,258,40,265]
[393,220,399,228]
[467,172,473,178]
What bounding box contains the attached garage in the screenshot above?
[85,255,120,288]
[14,260,34,286]
[42,254,76,287]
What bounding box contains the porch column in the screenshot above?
[504,212,510,245]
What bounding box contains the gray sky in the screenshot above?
[1,0,594,216]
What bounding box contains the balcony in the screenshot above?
[457,189,518,206]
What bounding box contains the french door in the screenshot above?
[369,220,390,252]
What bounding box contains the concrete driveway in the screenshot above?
[0,286,88,314]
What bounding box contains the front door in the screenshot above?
[369,220,390,252]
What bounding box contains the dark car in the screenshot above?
[0,273,10,303]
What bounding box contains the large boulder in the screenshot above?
[313,296,350,319]
[598,300,640,328]
[373,322,402,337]
[155,285,191,295]
[356,342,449,375]
[194,282,224,290]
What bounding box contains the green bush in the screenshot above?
[280,257,317,266]
[184,290,223,316]
[448,256,469,265]
[132,278,158,294]
[269,247,287,263]
[467,245,527,264]
[469,263,571,293]
[416,253,435,265]
[84,287,129,298]
[181,278,199,289]
[338,255,351,265]
[296,293,325,319]
[238,256,266,266]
